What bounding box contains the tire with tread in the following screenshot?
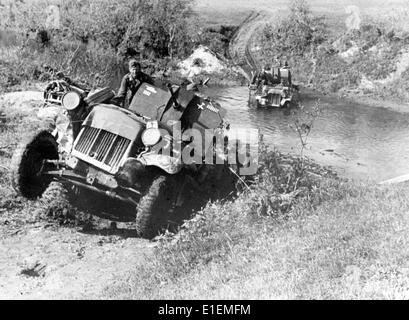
[135,175,177,239]
[10,130,58,199]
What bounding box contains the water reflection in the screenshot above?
[203,86,409,182]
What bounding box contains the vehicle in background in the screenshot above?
[249,65,299,108]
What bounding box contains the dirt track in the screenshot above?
[228,11,271,79]
[0,222,152,299]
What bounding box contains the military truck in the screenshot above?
[249,66,298,108]
[10,79,230,238]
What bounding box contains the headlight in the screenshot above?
[142,128,161,146]
[62,91,81,111]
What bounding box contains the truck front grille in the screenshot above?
[271,94,281,106]
[73,125,131,173]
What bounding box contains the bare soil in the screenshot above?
[0,219,152,299]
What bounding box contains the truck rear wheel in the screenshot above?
[10,130,58,199]
[135,175,177,239]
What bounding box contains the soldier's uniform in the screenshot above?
[257,65,274,86]
[116,60,154,108]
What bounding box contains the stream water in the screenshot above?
[203,86,409,182]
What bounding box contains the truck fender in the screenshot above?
[138,153,182,174]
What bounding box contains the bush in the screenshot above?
[162,140,339,248]
[121,141,347,294]
[262,0,328,58]
[0,42,124,91]
[195,25,236,58]
[1,0,196,59]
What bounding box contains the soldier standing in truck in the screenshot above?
[116,60,154,108]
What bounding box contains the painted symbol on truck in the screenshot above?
[146,86,157,94]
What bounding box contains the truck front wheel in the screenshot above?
[135,175,178,239]
[10,130,58,199]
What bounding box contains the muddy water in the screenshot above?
[203,86,409,182]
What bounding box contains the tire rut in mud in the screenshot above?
[228,10,264,79]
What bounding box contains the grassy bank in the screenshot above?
[105,159,409,299]
[252,1,409,104]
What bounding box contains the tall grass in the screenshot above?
[104,164,409,299]
[0,40,126,92]
[103,143,354,299]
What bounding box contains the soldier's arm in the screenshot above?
[117,75,128,99]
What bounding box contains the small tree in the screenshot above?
[289,100,322,161]
[61,0,140,48]
[123,0,195,58]
[285,100,322,192]
[262,0,327,57]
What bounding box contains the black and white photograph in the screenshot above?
[1,0,409,303]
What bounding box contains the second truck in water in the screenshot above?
[249,64,299,108]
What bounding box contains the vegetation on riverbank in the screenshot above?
[105,146,409,299]
[3,0,408,102]
[0,0,244,93]
[254,0,409,103]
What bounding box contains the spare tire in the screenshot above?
[10,130,58,199]
[84,87,115,106]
